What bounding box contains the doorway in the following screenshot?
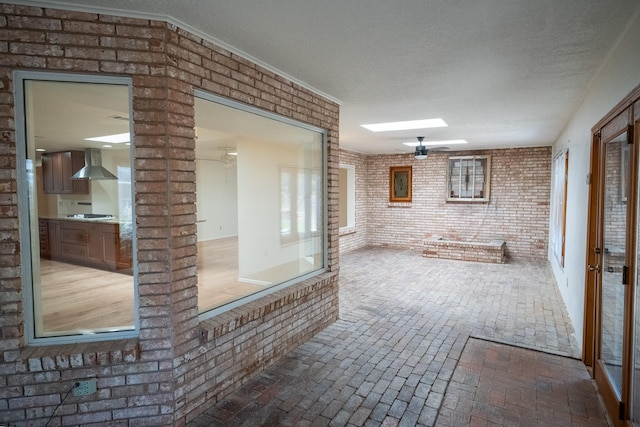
[585,86,640,426]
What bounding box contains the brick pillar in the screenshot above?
[132,66,199,422]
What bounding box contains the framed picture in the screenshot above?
[389,166,412,202]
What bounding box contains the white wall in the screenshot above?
[550,7,640,348]
[90,150,129,216]
[236,138,279,280]
[195,159,238,241]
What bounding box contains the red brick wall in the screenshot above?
[0,4,339,426]
[363,147,551,259]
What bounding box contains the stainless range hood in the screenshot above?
[71,148,118,180]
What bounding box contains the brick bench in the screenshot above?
[423,235,506,264]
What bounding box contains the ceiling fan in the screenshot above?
[413,136,449,159]
[218,147,237,168]
[414,136,428,159]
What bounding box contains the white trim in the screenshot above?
[7,0,342,106]
[551,149,568,269]
[339,164,356,230]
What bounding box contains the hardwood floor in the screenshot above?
[39,259,135,334]
[197,237,263,311]
[38,237,262,335]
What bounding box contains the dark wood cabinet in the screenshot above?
[38,219,50,258]
[89,222,120,271]
[48,219,60,255]
[41,151,89,194]
[40,218,131,273]
[60,220,89,263]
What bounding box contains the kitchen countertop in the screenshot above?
[39,215,124,225]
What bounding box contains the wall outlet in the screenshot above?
[73,378,97,396]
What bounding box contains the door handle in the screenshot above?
[589,264,600,272]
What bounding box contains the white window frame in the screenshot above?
[194,91,328,321]
[14,71,138,345]
[339,164,356,231]
[551,149,568,268]
[446,155,491,202]
[280,166,323,244]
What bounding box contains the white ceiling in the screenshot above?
[20,0,640,155]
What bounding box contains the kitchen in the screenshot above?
[24,77,136,338]
[37,148,133,274]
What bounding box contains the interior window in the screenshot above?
[551,150,568,267]
[447,155,491,202]
[17,74,136,341]
[194,94,326,314]
[339,165,355,230]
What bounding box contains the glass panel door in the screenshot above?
[600,132,629,397]
[599,132,629,400]
[634,194,640,424]
[632,122,640,425]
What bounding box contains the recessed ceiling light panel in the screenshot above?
[84,132,130,143]
[403,139,468,147]
[361,118,447,132]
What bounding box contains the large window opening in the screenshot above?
[551,150,568,268]
[339,164,355,231]
[16,72,136,342]
[194,93,326,315]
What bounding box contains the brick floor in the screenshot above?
[187,248,607,426]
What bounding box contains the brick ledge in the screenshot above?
[198,270,338,342]
[17,339,140,371]
[423,235,506,264]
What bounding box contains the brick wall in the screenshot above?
[603,141,627,272]
[338,149,368,254]
[363,147,551,259]
[0,4,339,426]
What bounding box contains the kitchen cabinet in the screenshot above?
[41,151,89,194]
[40,218,131,273]
[59,220,89,264]
[88,222,119,271]
[38,219,50,258]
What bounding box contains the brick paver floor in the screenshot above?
[188,248,607,426]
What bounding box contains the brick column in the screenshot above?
[133,69,200,422]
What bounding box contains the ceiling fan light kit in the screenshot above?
[415,136,428,159]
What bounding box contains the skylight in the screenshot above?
[361,118,447,132]
[84,132,130,143]
[403,139,468,147]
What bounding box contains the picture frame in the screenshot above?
[389,166,412,202]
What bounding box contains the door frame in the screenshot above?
[584,83,640,426]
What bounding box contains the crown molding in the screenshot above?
[8,0,342,105]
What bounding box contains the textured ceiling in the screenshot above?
[21,0,640,154]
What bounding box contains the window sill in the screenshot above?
[339,227,356,236]
[16,339,140,371]
[198,270,336,343]
[446,198,489,203]
[387,202,412,208]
